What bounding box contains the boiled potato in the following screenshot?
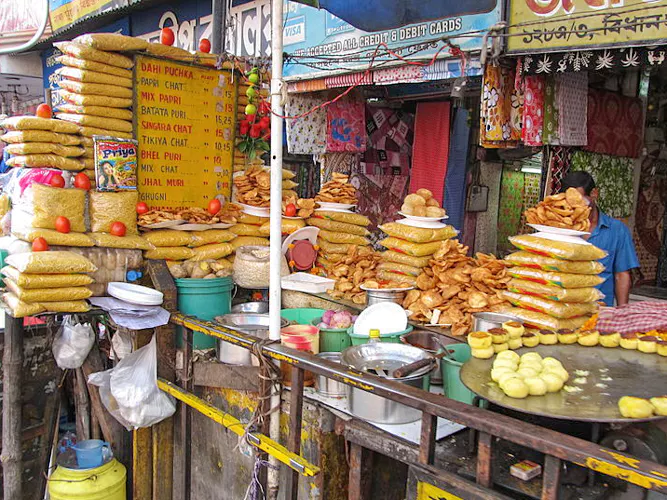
[619,396,654,419]
[471,347,494,359]
[521,352,542,364]
[540,373,564,393]
[496,351,520,363]
[524,377,548,396]
[502,378,529,399]
[649,397,667,416]
[493,358,518,370]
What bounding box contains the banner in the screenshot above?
[135,56,236,209]
[282,0,501,80]
[48,0,127,32]
[507,0,667,53]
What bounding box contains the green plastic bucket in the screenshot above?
[281,308,326,325]
[175,277,234,349]
[348,325,413,345]
[441,344,475,404]
[311,317,352,352]
[0,249,7,286]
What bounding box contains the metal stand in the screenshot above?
[2,314,23,500]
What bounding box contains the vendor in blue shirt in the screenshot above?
[561,172,639,306]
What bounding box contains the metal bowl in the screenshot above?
[364,288,410,306]
[400,331,455,385]
[472,312,520,333]
[341,343,433,424]
[214,313,288,365]
[231,302,269,314]
[315,353,347,397]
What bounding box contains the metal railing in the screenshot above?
[168,313,667,499]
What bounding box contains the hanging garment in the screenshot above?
[497,169,526,255]
[285,94,327,154]
[326,100,366,153]
[521,75,545,146]
[361,105,414,176]
[543,75,560,145]
[586,89,644,158]
[410,101,451,202]
[444,108,471,232]
[557,72,588,146]
[480,64,521,148]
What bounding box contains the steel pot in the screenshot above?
[400,331,454,385]
[365,288,409,307]
[231,302,269,314]
[215,313,288,365]
[472,312,520,333]
[315,353,347,397]
[341,343,433,424]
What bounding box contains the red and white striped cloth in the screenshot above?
[325,72,373,88]
[597,302,667,334]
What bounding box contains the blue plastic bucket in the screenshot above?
[72,439,111,469]
[175,277,234,349]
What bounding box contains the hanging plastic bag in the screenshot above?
[87,369,134,430]
[52,315,95,369]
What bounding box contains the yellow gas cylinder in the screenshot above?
[48,459,126,500]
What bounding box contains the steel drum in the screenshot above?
[460,344,667,423]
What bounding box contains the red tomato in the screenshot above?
[246,113,256,123]
[32,237,49,252]
[50,174,65,188]
[55,216,71,234]
[258,101,271,115]
[73,172,91,190]
[110,221,127,237]
[284,203,297,217]
[208,198,222,215]
[249,124,262,139]
[239,121,250,135]
[35,103,53,119]
[199,38,211,53]
[136,202,149,215]
[160,27,175,46]
[259,116,271,130]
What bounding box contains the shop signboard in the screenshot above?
[135,55,236,208]
[226,0,272,57]
[282,0,502,80]
[48,0,127,32]
[406,466,468,500]
[507,0,667,54]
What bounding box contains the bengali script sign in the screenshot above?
[508,0,667,53]
[49,0,127,32]
[135,56,236,209]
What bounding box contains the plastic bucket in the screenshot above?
[48,459,126,500]
[281,308,326,325]
[175,277,234,349]
[72,440,111,469]
[280,324,319,387]
[440,344,475,404]
[348,325,413,345]
[311,317,352,353]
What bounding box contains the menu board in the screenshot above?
[135,55,236,210]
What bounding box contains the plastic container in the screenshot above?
[280,324,319,387]
[72,440,111,469]
[311,317,352,352]
[440,343,475,405]
[48,459,126,500]
[175,276,234,349]
[281,308,326,325]
[348,325,413,345]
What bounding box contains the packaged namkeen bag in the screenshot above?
[3,292,42,317]
[190,243,234,261]
[376,269,417,287]
[230,236,269,250]
[73,33,149,52]
[144,247,195,261]
[59,80,133,99]
[316,238,361,255]
[306,218,370,236]
[4,143,84,157]
[508,278,604,303]
[3,292,91,317]
[376,261,422,277]
[508,267,604,289]
[57,67,133,88]
[145,43,193,61]
[237,214,268,225]
[502,291,598,320]
[190,230,236,247]
[54,42,134,68]
[4,278,92,303]
[378,222,457,243]
[5,251,97,274]
[379,237,442,257]
[1,130,82,145]
[31,184,87,232]
[1,266,94,289]
[318,230,369,246]
[57,103,133,121]
[14,228,95,247]
[56,113,132,133]
[89,233,153,250]
[6,154,84,171]
[57,55,133,78]
[79,126,133,139]
[60,90,133,109]
[310,210,370,227]
[229,223,264,237]
[509,234,607,261]
[505,307,591,332]
[505,251,605,275]
[381,250,432,269]
[89,191,138,234]
[259,218,306,236]
[144,230,193,248]
[1,116,80,134]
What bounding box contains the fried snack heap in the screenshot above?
[138,203,240,226]
[401,188,446,218]
[524,187,591,232]
[282,192,315,218]
[326,246,381,305]
[315,173,357,204]
[403,240,510,336]
[234,166,271,207]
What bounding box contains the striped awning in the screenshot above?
[324,72,373,88]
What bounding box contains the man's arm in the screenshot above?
[614,270,632,306]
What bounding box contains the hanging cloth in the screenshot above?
[444,108,471,231]
[285,94,327,154]
[521,75,545,147]
[542,75,560,145]
[326,100,366,153]
[557,72,588,146]
[479,63,521,148]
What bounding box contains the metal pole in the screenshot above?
[267,0,285,497]
[211,0,226,54]
[2,314,24,500]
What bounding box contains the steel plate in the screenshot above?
[460,345,667,423]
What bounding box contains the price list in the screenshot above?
[135,55,236,209]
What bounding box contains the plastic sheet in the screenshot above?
[505,251,605,274]
[502,291,599,319]
[379,237,441,257]
[379,222,457,243]
[318,230,369,246]
[508,278,604,303]
[1,266,94,289]
[52,316,95,369]
[89,191,138,234]
[5,250,97,273]
[509,234,607,261]
[4,278,92,303]
[508,267,604,289]
[306,218,370,236]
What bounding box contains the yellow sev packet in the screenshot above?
[94,137,138,191]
